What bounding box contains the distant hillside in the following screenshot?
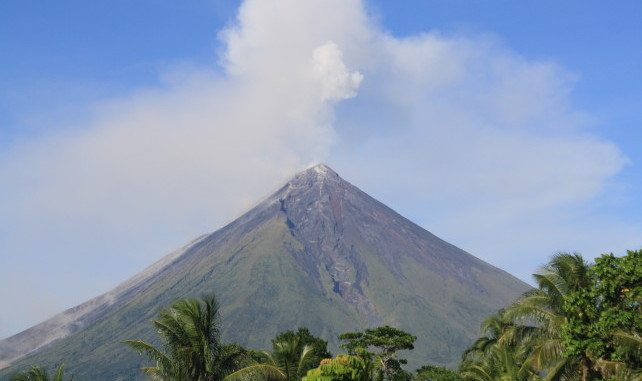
[0,164,530,380]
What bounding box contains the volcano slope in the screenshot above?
[0,164,529,380]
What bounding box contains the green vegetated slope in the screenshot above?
[0,165,529,380]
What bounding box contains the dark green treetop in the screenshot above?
[340,326,416,381]
[273,328,332,361]
[413,365,462,381]
[562,249,642,378]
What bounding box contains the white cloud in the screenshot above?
[312,41,363,101]
[328,29,634,280]
[0,0,638,337]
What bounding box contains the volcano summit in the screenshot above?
[0,164,529,380]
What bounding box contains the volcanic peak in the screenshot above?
[287,163,340,187]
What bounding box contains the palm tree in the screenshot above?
[460,345,539,381]
[225,336,316,381]
[503,252,593,381]
[461,253,595,381]
[10,364,70,381]
[461,311,529,359]
[124,295,246,381]
[270,336,318,381]
[460,311,539,381]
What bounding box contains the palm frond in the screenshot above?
[223,364,287,381]
[123,339,173,372]
[51,364,65,381]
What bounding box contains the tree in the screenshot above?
[459,311,539,381]
[10,364,70,381]
[414,365,462,381]
[273,328,332,362]
[502,252,595,380]
[225,333,318,381]
[459,345,538,381]
[259,328,333,379]
[302,354,372,381]
[562,250,642,380]
[460,311,533,362]
[124,295,248,381]
[340,326,416,381]
[463,250,642,381]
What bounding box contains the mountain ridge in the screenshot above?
[0,164,529,379]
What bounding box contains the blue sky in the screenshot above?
[1,0,640,339]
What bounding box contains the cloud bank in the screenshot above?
[0,0,636,338]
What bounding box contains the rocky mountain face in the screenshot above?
[0,164,530,380]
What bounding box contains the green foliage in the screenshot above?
[269,334,318,381]
[460,344,537,381]
[340,326,416,357]
[461,250,642,381]
[413,365,462,381]
[10,364,70,381]
[562,249,642,379]
[340,326,416,381]
[222,363,287,381]
[124,295,248,381]
[225,330,323,381]
[459,309,540,381]
[302,355,371,381]
[273,328,332,372]
[460,253,585,380]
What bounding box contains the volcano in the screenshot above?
[0,164,529,380]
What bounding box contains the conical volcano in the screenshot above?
[0,164,529,379]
